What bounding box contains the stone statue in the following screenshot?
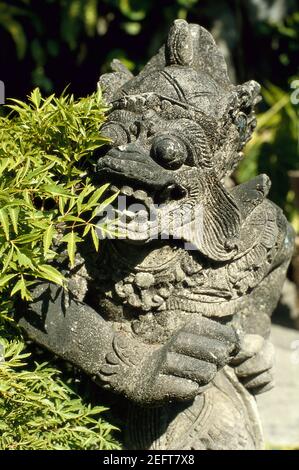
[17,20,294,450]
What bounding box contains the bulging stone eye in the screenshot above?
[151,135,187,169]
[101,122,128,147]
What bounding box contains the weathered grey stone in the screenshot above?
[134,272,155,289]
[16,19,294,450]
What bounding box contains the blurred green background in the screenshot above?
[0,0,299,226]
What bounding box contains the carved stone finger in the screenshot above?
[241,369,274,391]
[246,381,275,395]
[162,352,217,385]
[235,340,275,377]
[156,375,199,402]
[230,334,265,366]
[170,331,233,367]
[182,317,239,350]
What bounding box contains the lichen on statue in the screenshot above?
[17,20,294,450]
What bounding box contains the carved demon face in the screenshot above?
[96,20,261,262]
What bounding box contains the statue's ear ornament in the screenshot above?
[98,59,134,103]
[227,80,261,148]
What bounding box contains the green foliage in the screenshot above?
[0,323,120,450]
[0,88,116,302]
[237,83,299,232]
[0,88,121,450]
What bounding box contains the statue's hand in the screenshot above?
[113,317,240,405]
[230,334,275,394]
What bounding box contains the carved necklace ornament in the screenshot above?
[18,20,294,450]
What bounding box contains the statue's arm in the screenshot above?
[16,282,115,379]
[16,282,241,406]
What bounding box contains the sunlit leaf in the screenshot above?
[43,224,55,256]
[30,88,42,109]
[91,226,99,252]
[0,273,17,288]
[60,231,82,267]
[0,208,10,241]
[41,184,72,197]
[8,207,20,234]
[37,264,65,286]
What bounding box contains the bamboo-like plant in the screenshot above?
[0,87,121,450]
[0,87,116,301]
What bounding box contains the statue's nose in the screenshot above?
[112,142,155,165]
[115,142,142,154]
